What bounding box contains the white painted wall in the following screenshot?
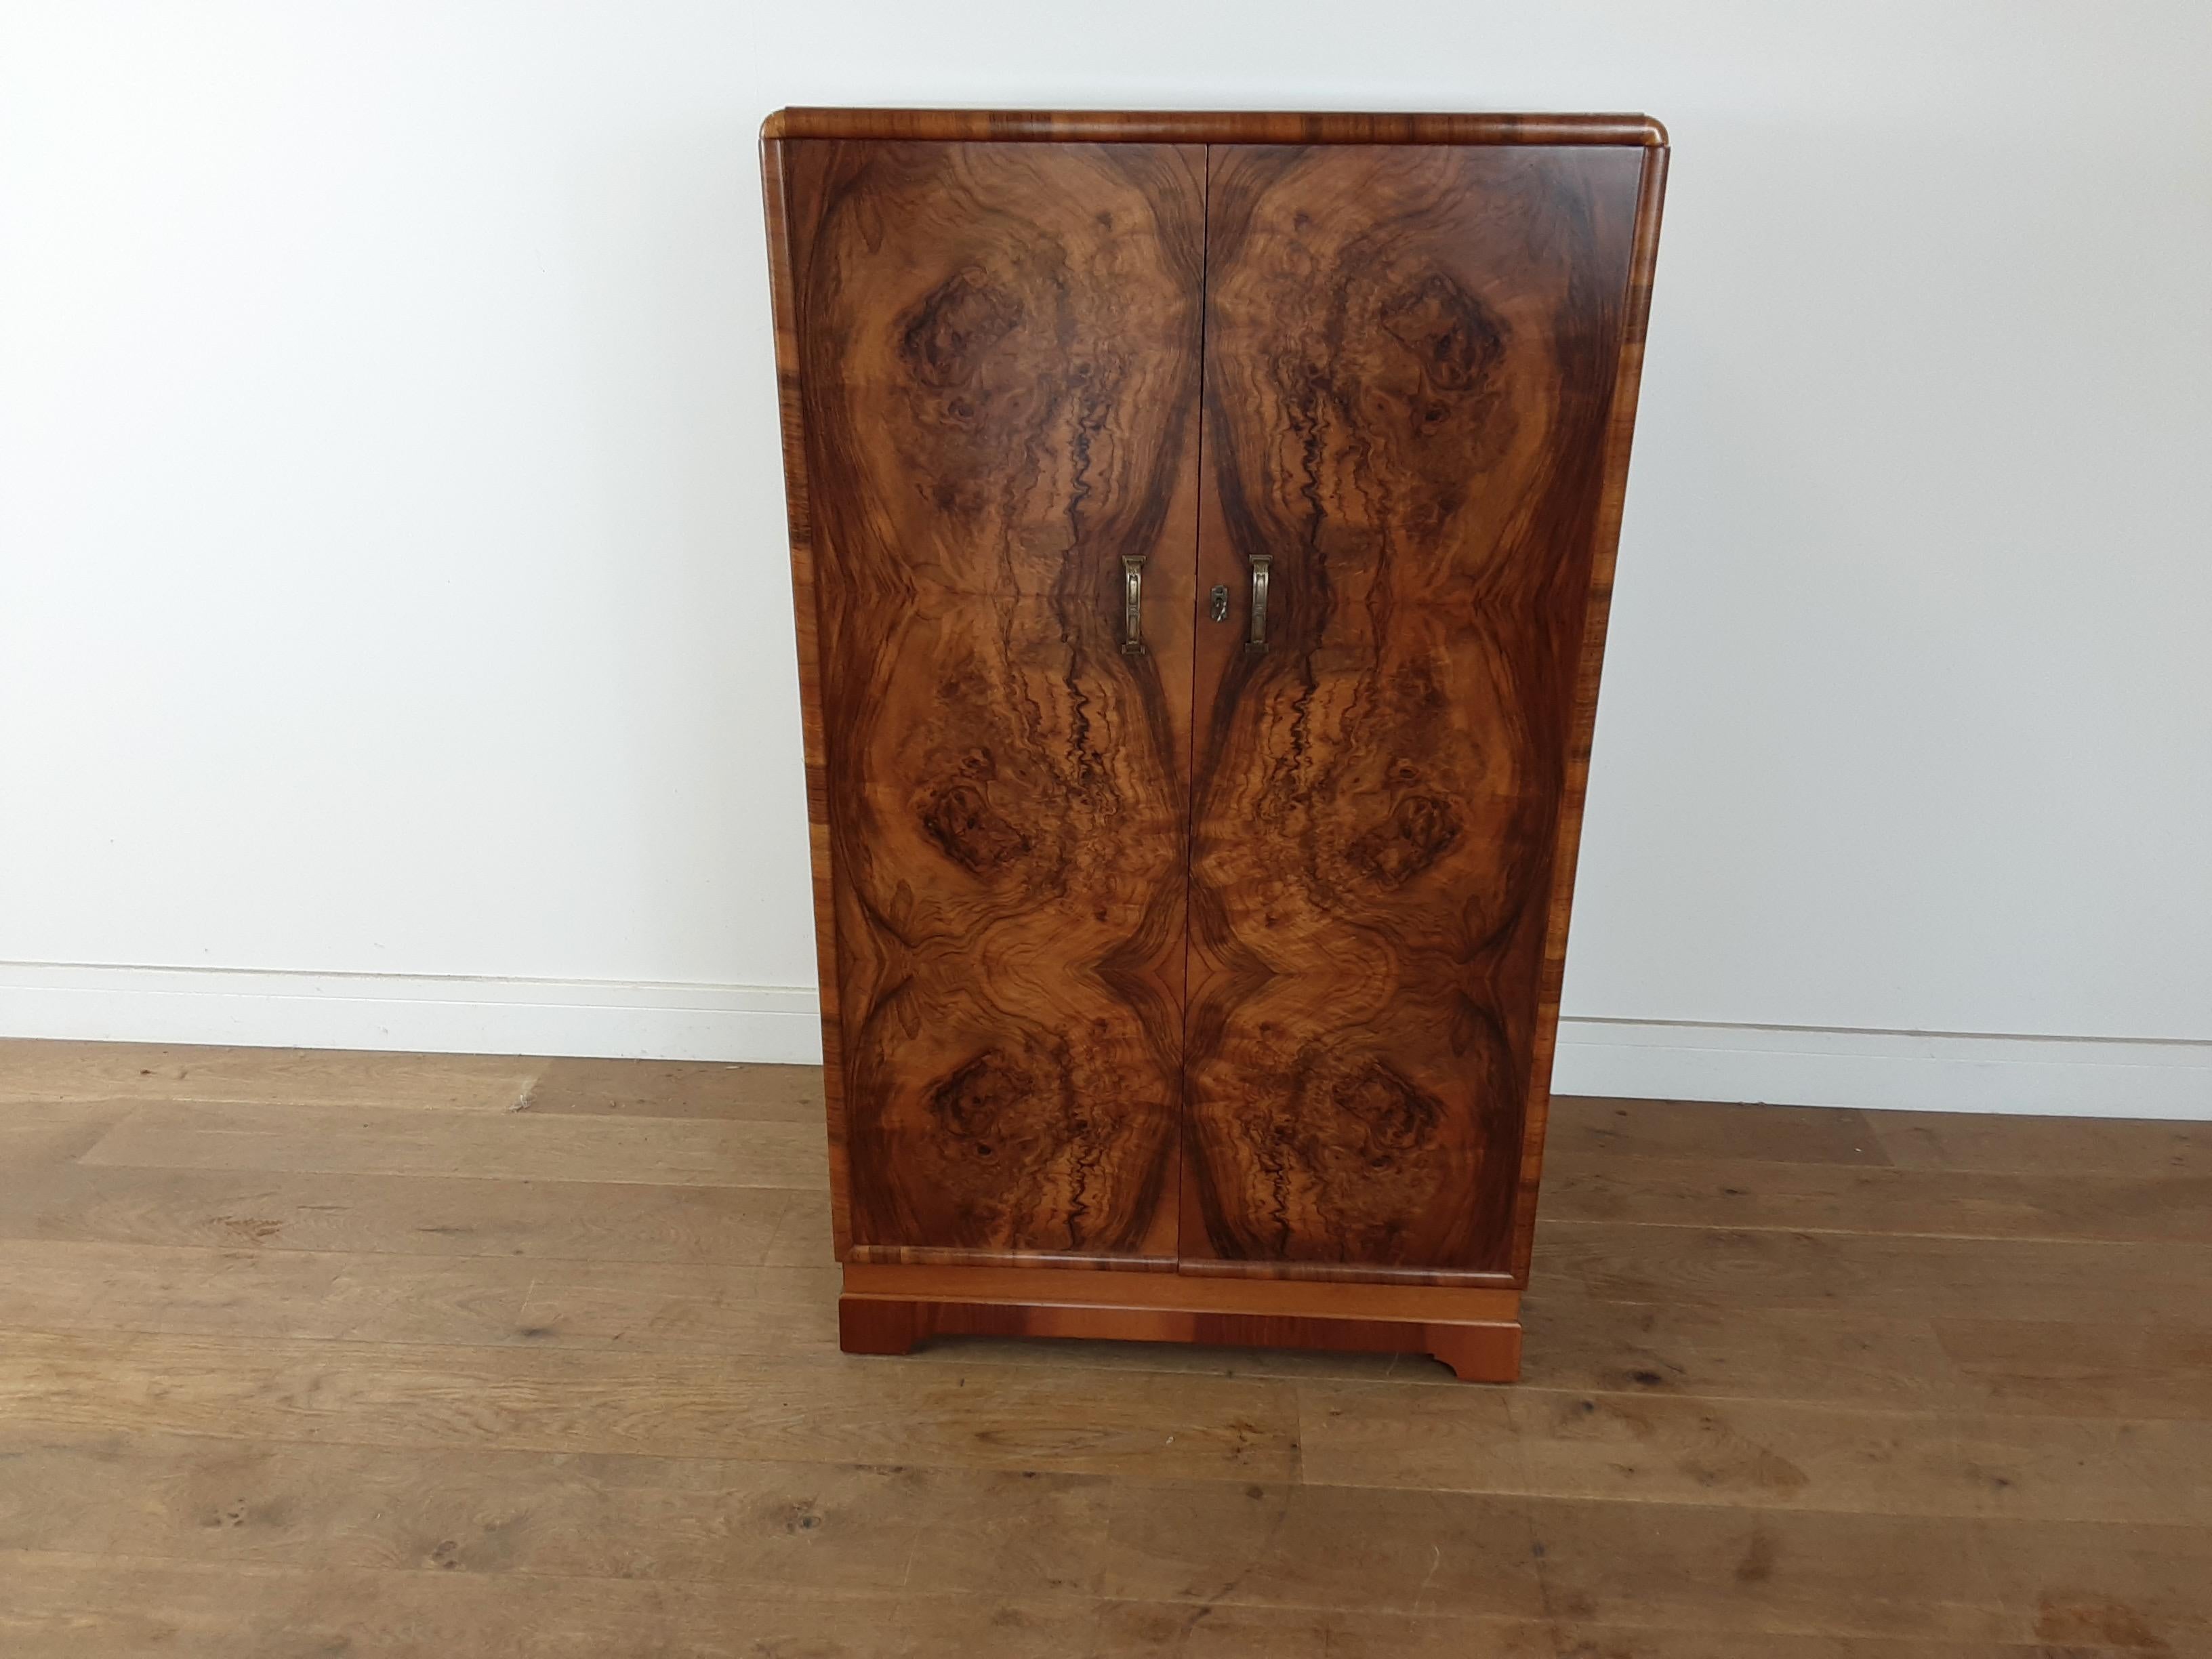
[3,2,2209,1114]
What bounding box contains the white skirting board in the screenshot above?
[1,960,2207,1119]
[0,961,823,1066]
[1554,1016,2212,1120]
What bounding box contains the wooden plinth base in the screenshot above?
[838,1263,1522,1382]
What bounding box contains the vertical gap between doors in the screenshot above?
[1174,144,1212,1272]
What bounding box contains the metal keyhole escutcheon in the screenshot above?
[1208,585,1230,623]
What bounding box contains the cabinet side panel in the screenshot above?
[779,140,1205,1265]
[1510,145,1669,1282]
[1184,143,1648,1280]
[762,137,852,1256]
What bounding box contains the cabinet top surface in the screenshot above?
[760,108,1667,148]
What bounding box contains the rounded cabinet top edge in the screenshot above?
[759,108,1666,148]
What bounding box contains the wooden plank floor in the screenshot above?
[0,1040,2206,1656]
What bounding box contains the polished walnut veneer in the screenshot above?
[763,108,1668,1379]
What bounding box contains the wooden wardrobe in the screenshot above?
[762,108,1666,1381]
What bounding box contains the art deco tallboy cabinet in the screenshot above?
[762,108,1666,1380]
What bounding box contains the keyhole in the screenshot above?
[1209,585,1230,623]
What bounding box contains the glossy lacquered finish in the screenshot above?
[763,109,1668,1376]
[1182,143,1649,1284]
[769,140,1204,1266]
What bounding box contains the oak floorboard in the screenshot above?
[1538,1503,2209,1649]
[0,1547,1578,1659]
[1309,1380,1909,1514]
[0,1099,137,1164]
[0,1159,803,1264]
[0,1425,1575,1636]
[2,1044,2207,1653]
[0,1328,1300,1481]
[1094,1475,1545,1620]
[1517,1393,2212,1526]
[1539,1220,2212,1326]
[1543,1156,2212,1245]
[1931,1316,2212,1420]
[1549,1634,2125,1658]
[0,1549,1039,1659]
[8,1231,1988,1398]
[1519,1289,1973,1411]
[77,1098,829,1188]
[518,1056,824,1122]
[1088,1604,1563,1658]
[0,1038,540,1110]
[0,1426,1117,1597]
[508,1258,843,1355]
[0,1235,855,1355]
[763,1185,836,1265]
[1299,1379,2212,1525]
[0,1237,350,1342]
[1542,1097,1893,1169]
[1869,1109,2212,1178]
[8,1244,847,1354]
[0,1551,311,1659]
[1971,1517,2212,1650]
[1522,1497,2020,1642]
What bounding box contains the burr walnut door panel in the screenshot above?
[1181,144,1647,1279]
[780,140,1205,1264]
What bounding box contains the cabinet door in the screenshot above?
[1182,143,1651,1279]
[774,140,1204,1264]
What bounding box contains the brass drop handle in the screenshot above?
[1122,554,1146,655]
[1246,553,1273,652]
